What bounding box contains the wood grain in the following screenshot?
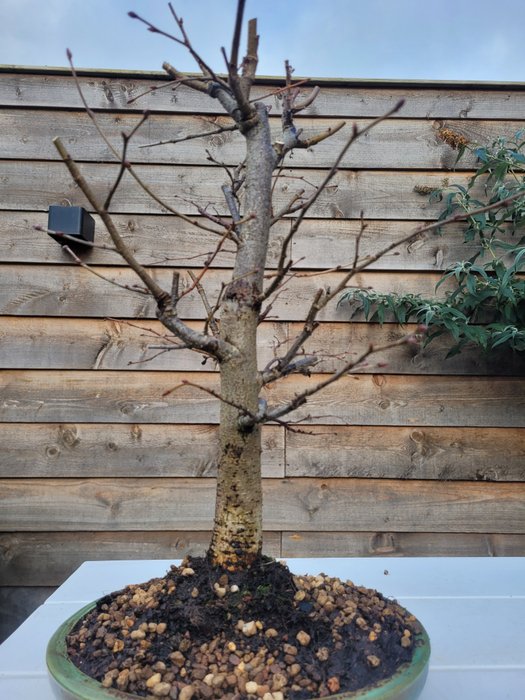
[285,426,525,481]
[3,531,524,588]
[3,317,524,375]
[0,423,283,478]
[0,264,445,320]
[1,477,523,533]
[2,72,525,119]
[0,160,473,219]
[0,532,281,586]
[4,211,513,271]
[1,370,523,427]
[281,532,525,558]
[1,109,517,170]
[3,422,521,481]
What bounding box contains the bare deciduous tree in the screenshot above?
[46,0,483,571]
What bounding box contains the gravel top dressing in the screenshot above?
[66,556,421,699]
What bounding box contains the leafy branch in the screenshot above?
[340,129,525,356]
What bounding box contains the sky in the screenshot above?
[1,0,524,82]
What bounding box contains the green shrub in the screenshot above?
[339,130,525,356]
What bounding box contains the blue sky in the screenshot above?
[2,0,524,81]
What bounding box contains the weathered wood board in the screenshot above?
[1,478,523,533]
[2,108,520,169]
[2,211,514,272]
[0,160,475,219]
[2,317,524,375]
[1,370,523,426]
[2,68,525,621]
[2,71,525,119]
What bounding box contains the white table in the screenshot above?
[0,558,524,699]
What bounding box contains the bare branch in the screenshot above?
[188,271,220,337]
[53,137,169,304]
[126,79,181,105]
[66,52,226,238]
[130,6,228,89]
[162,62,211,94]
[292,86,320,113]
[248,78,311,105]
[61,245,148,295]
[34,225,119,253]
[139,122,238,149]
[261,100,405,303]
[104,111,150,211]
[270,190,306,223]
[261,333,417,425]
[54,137,235,363]
[222,184,242,224]
[161,380,258,425]
[229,0,246,74]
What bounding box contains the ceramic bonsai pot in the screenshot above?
[47,600,430,700]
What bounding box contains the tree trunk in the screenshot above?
[208,103,276,569]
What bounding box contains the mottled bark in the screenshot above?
[208,103,277,568]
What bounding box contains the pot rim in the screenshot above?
[47,600,431,700]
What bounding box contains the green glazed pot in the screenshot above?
[47,601,430,700]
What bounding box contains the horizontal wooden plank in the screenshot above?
[3,531,525,588]
[3,73,525,119]
[1,477,523,533]
[1,421,521,481]
[0,317,288,373]
[3,317,523,376]
[1,423,283,478]
[2,109,516,169]
[0,265,445,320]
[0,160,472,219]
[1,371,523,427]
[285,426,525,481]
[4,211,513,272]
[281,532,525,558]
[0,532,281,586]
[0,587,55,644]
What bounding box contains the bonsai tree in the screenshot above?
[50,0,416,572]
[43,2,521,697]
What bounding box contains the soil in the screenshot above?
[66,556,423,699]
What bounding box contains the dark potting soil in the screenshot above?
[66,556,423,699]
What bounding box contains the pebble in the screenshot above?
[327,676,340,693]
[152,682,172,697]
[295,631,311,646]
[178,684,195,700]
[146,673,162,688]
[245,681,258,694]
[242,621,258,637]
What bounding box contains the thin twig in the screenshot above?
[262,334,417,424]
[126,79,181,105]
[140,122,238,149]
[162,380,258,425]
[104,111,150,211]
[65,51,225,238]
[188,270,220,336]
[34,226,119,253]
[61,245,149,294]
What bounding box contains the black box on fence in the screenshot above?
[47,206,95,244]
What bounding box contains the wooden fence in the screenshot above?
[1,67,524,641]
